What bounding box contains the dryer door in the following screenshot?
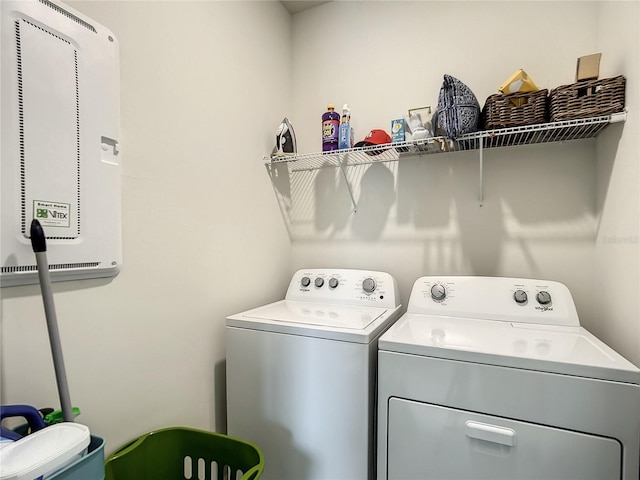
[387,398,621,480]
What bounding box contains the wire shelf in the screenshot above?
[265,112,626,210]
[265,113,625,172]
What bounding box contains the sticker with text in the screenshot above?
[33,200,71,228]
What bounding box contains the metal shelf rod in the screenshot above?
[479,139,484,206]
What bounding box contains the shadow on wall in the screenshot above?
[214,359,227,433]
[314,161,352,235]
[268,163,292,237]
[593,122,624,220]
[351,163,395,239]
[268,134,621,274]
[394,151,505,275]
[396,154,452,229]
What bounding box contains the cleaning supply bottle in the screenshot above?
[322,104,340,151]
[338,104,353,150]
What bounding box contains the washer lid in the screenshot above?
[227,300,399,342]
[379,313,640,384]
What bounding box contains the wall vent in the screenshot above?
[38,0,96,33]
[2,262,101,273]
[16,19,81,240]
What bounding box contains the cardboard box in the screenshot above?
[576,53,601,81]
[391,119,405,143]
[499,69,539,94]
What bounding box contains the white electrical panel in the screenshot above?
[1,0,121,287]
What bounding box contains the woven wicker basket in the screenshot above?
[483,89,548,129]
[549,75,625,122]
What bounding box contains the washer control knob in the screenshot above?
[431,284,447,301]
[328,278,339,289]
[362,278,376,293]
[536,291,552,305]
[301,276,311,287]
[514,290,528,304]
[314,277,324,288]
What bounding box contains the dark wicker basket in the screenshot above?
[483,89,548,129]
[549,75,625,122]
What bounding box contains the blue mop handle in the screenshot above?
[30,219,74,423]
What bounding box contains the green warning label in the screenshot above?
[33,200,71,228]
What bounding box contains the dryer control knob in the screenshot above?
[514,290,528,304]
[536,291,552,305]
[328,278,339,289]
[362,278,376,293]
[301,276,311,287]
[315,277,325,288]
[431,284,447,301]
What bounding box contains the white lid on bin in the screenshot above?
[0,422,90,480]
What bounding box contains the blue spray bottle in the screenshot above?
[338,104,353,150]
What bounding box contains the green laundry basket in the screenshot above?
[104,427,264,480]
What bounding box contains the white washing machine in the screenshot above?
[226,268,401,480]
[377,276,640,480]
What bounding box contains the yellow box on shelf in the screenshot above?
[499,69,539,94]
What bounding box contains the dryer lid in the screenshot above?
[379,313,640,384]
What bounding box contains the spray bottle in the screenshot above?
[322,104,340,151]
[338,104,353,150]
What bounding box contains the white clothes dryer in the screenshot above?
[227,268,401,480]
[377,276,640,480]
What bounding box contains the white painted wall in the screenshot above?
[0,0,292,453]
[1,0,638,459]
[288,1,640,365]
[592,0,640,365]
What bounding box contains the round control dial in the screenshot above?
[301,276,311,287]
[328,278,339,289]
[536,291,552,305]
[431,284,446,301]
[513,290,528,304]
[362,278,376,293]
[314,277,324,288]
